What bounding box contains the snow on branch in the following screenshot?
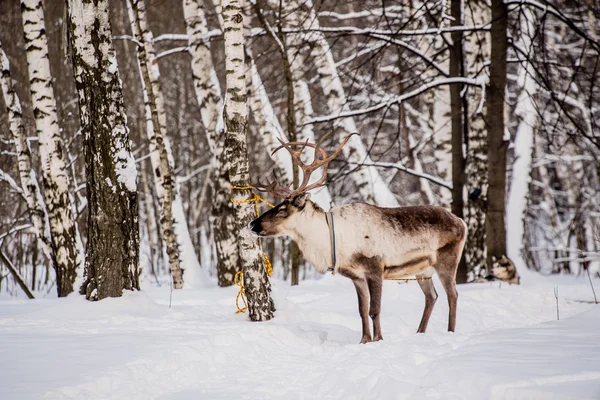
[153,33,191,42]
[307,77,484,125]
[277,24,490,37]
[155,46,189,60]
[345,161,452,190]
[113,35,143,47]
[0,224,33,242]
[318,7,406,20]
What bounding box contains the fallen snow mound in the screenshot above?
[1,273,599,400]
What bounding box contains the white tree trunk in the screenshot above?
[140,163,162,281]
[184,0,222,156]
[185,0,243,286]
[279,4,334,209]
[128,0,207,288]
[67,0,140,299]
[222,0,273,321]
[247,57,293,185]
[21,0,83,297]
[0,41,54,270]
[432,91,452,207]
[463,0,490,280]
[506,7,538,273]
[291,0,398,207]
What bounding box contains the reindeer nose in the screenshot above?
[248,220,261,234]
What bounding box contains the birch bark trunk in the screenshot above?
[293,0,399,207]
[222,0,273,321]
[0,41,54,273]
[283,25,333,209]
[67,0,140,300]
[405,0,443,206]
[127,0,206,288]
[464,0,490,280]
[259,0,338,208]
[243,3,293,188]
[506,7,538,274]
[184,0,239,286]
[21,0,82,297]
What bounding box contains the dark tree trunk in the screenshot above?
[450,0,468,283]
[67,0,140,300]
[212,163,240,287]
[486,0,509,270]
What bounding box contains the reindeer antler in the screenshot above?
[255,134,355,199]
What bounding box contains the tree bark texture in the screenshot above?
[295,0,399,207]
[450,0,468,283]
[205,0,243,286]
[67,0,140,300]
[21,0,82,297]
[506,6,538,275]
[259,0,333,209]
[128,0,205,288]
[464,0,490,280]
[222,0,274,320]
[486,0,509,271]
[0,41,55,274]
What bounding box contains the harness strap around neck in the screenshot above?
[324,212,337,273]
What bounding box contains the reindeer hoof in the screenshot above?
[373,335,383,342]
[360,336,372,344]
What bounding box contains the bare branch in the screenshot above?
[307,77,484,125]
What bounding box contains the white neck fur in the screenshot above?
[287,203,333,274]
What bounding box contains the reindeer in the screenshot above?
[249,137,467,343]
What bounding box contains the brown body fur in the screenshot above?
[250,195,467,343]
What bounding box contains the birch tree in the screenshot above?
[0,41,54,273]
[243,3,293,189]
[20,0,82,297]
[67,0,140,300]
[463,0,490,280]
[223,0,273,320]
[127,0,206,289]
[299,0,399,207]
[506,6,538,273]
[184,0,240,286]
[270,1,334,210]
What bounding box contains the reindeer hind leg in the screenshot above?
[416,277,438,333]
[435,245,461,332]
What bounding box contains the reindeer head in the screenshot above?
[248,134,354,237]
[249,193,312,237]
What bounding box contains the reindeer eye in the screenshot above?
[277,206,288,216]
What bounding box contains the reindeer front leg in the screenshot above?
[367,276,383,341]
[352,279,372,343]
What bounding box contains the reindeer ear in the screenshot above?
[292,193,311,209]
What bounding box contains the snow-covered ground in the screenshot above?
[1,270,599,400]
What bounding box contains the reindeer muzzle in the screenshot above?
[248,219,263,236]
